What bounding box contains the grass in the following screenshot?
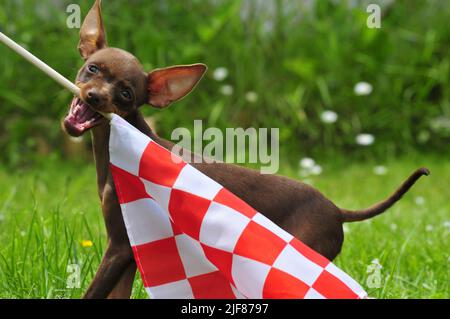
[1,1,450,164]
[0,0,448,299]
[0,155,448,299]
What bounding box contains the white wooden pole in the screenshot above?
[0,32,112,120]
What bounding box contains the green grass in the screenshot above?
[0,155,448,298]
[1,0,450,164]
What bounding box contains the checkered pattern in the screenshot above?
[109,115,367,299]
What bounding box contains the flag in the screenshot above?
[109,115,367,299]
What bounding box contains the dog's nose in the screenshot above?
[86,89,101,106]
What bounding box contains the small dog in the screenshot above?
[63,0,429,299]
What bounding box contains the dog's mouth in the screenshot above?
[63,97,104,137]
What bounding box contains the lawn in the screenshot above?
[0,155,448,298]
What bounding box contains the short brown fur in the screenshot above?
[63,0,429,299]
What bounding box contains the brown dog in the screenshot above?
[63,0,429,299]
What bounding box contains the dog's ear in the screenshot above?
[78,0,107,60]
[147,64,207,108]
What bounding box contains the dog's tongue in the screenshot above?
[63,97,103,136]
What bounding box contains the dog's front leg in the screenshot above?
[83,241,134,299]
[83,178,136,299]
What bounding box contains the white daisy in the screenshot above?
[220,84,234,96]
[390,223,398,232]
[415,196,425,206]
[373,165,387,175]
[213,67,228,81]
[320,110,338,124]
[354,82,373,96]
[310,165,322,175]
[343,224,350,233]
[245,91,259,103]
[356,133,375,146]
[299,157,315,169]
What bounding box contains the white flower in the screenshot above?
[220,84,233,96]
[443,221,450,229]
[310,165,322,175]
[356,133,375,146]
[390,223,398,232]
[299,158,323,177]
[245,91,259,103]
[320,110,338,124]
[425,224,434,232]
[343,224,350,233]
[373,165,387,175]
[213,67,228,81]
[415,196,425,206]
[299,157,315,169]
[354,82,373,96]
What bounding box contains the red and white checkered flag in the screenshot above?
[109,115,367,299]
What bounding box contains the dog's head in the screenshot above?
[63,0,207,137]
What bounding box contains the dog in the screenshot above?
[62,0,429,298]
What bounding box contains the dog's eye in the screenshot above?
[121,90,132,100]
[87,65,99,74]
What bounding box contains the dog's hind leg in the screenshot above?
[107,261,137,299]
[83,242,134,299]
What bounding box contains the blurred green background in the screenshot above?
[0,0,449,166]
[0,0,449,299]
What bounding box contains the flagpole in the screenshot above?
[0,31,112,121]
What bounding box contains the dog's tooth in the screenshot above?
[74,105,82,119]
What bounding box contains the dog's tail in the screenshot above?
[340,167,429,223]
